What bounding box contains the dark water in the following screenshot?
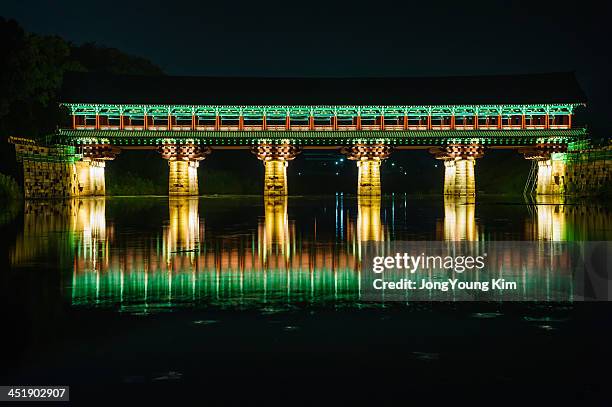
[1,195,610,403]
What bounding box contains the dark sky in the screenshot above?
[3,0,610,134]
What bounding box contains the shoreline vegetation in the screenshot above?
[0,173,21,225]
[0,173,20,201]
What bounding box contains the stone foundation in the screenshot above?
[524,143,611,196]
[11,138,115,198]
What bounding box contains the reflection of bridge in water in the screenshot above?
[10,196,609,308]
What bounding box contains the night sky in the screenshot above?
[3,0,610,134]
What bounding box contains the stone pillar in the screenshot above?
[430,145,484,197]
[80,145,119,196]
[520,144,567,195]
[252,144,301,196]
[159,144,211,196]
[341,144,392,196]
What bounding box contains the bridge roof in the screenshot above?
[61,72,586,106]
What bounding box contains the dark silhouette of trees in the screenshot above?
[0,17,164,176]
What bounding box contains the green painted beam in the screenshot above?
[56,128,587,147]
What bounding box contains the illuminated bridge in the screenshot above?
[12,72,588,198]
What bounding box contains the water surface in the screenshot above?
[1,195,610,402]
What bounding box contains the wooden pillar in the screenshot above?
[144,113,148,130]
[356,115,362,130]
[497,114,502,129]
[521,114,526,129]
[95,114,100,130]
[474,114,478,129]
[380,115,385,131]
[215,115,220,131]
[192,114,196,130]
[168,114,172,130]
[72,115,76,129]
[286,115,290,130]
[545,113,550,129]
[239,115,244,131]
[403,114,408,130]
[120,115,124,130]
[451,115,456,130]
[427,115,432,130]
[263,115,267,130]
[568,114,572,129]
[332,116,338,131]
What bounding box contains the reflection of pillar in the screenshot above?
[535,159,567,195]
[521,144,567,195]
[443,196,478,241]
[357,195,384,242]
[262,195,290,251]
[342,144,392,196]
[534,195,566,241]
[74,198,107,242]
[159,144,211,196]
[258,195,292,267]
[431,145,483,197]
[11,198,108,266]
[252,144,300,196]
[167,197,200,253]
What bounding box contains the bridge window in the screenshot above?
[175,116,193,127]
[266,117,286,126]
[431,116,451,129]
[99,115,121,129]
[407,116,427,129]
[478,116,499,129]
[549,115,569,128]
[220,116,239,125]
[455,116,475,128]
[502,115,522,128]
[526,115,546,128]
[73,116,94,128]
[314,117,333,126]
[197,115,216,126]
[360,116,377,126]
[150,116,168,130]
[244,117,264,129]
[125,116,144,129]
[290,116,309,128]
[384,116,404,128]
